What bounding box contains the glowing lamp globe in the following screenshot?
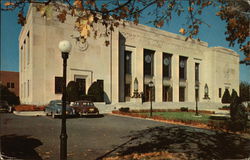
[59,40,72,53]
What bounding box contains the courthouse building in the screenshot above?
[19,4,239,107]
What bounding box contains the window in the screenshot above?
[143,84,155,102]
[27,80,29,97]
[219,88,222,98]
[179,87,185,102]
[163,85,173,102]
[125,84,131,97]
[7,82,10,88]
[24,40,26,69]
[144,49,155,76]
[55,77,63,94]
[163,53,172,78]
[195,63,199,82]
[179,56,187,80]
[125,51,132,75]
[21,46,23,71]
[11,83,14,88]
[27,32,30,65]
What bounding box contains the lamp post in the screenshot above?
[148,81,154,117]
[195,84,199,116]
[58,40,72,160]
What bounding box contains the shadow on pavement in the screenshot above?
[1,134,43,160]
[99,126,250,160]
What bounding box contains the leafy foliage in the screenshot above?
[0,84,20,106]
[66,81,80,102]
[221,88,231,104]
[87,80,104,102]
[240,81,250,101]
[1,0,249,58]
[229,95,248,131]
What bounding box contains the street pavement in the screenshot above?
[0,113,250,160]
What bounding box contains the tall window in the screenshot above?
[195,63,199,82]
[179,56,187,80]
[163,85,173,102]
[27,80,29,97]
[163,53,172,78]
[27,32,30,65]
[21,46,23,71]
[144,49,154,76]
[179,87,185,102]
[219,88,222,98]
[55,77,63,94]
[11,83,14,88]
[125,51,132,75]
[24,40,26,69]
[125,84,131,97]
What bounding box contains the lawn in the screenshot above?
[139,111,215,124]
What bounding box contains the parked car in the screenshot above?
[45,100,75,118]
[71,100,99,116]
[0,100,10,113]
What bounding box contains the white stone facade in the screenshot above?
[19,5,239,107]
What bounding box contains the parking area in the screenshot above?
[1,113,250,160]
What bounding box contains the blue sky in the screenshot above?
[0,4,249,83]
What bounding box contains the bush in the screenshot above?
[229,96,248,131]
[221,88,231,103]
[119,107,130,112]
[222,105,230,109]
[0,84,20,106]
[66,81,80,102]
[87,80,104,102]
[180,107,188,112]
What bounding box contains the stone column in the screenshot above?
[187,58,195,102]
[135,47,144,93]
[172,54,179,102]
[155,51,163,102]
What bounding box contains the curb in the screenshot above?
[13,111,46,116]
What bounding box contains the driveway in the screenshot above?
[0,113,250,160]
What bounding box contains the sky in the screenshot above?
[0,3,249,83]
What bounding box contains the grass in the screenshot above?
[140,112,214,124]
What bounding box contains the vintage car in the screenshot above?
[71,100,99,116]
[45,100,75,118]
[0,100,10,113]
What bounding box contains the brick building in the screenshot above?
[0,71,19,96]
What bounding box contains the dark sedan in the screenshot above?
[71,100,99,116]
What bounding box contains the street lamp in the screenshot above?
[148,81,154,117]
[58,40,72,160]
[195,84,199,116]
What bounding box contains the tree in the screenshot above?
[229,95,247,131]
[221,88,231,104]
[230,89,238,103]
[66,81,80,102]
[1,0,249,58]
[87,80,104,102]
[240,81,250,102]
[0,84,20,105]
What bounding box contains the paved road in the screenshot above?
[0,113,250,160]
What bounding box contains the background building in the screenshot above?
[19,5,239,108]
[0,71,19,96]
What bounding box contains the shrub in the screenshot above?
[229,96,248,131]
[221,88,231,103]
[0,84,20,106]
[222,105,230,109]
[87,80,104,102]
[119,107,130,112]
[180,107,188,112]
[66,81,80,102]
